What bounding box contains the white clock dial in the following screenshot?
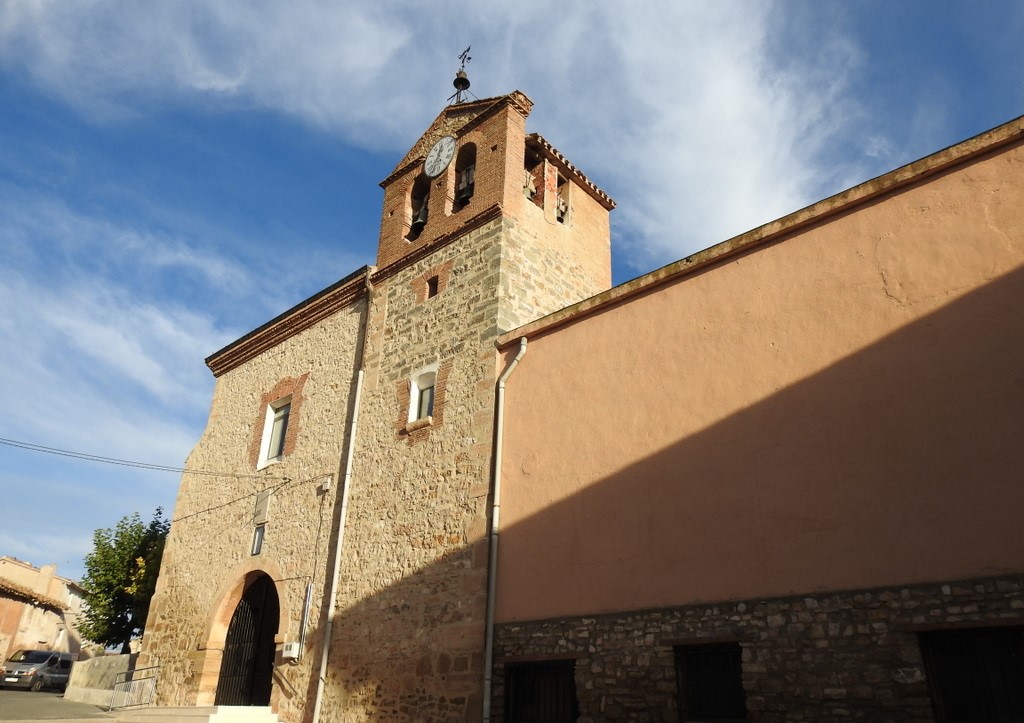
[424,136,456,178]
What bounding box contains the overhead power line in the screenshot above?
[0,436,278,480]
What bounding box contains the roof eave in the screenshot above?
[499,113,1024,348]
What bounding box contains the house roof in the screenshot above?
[0,575,68,612]
[526,134,615,211]
[206,266,371,377]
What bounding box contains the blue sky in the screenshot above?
[1,2,1022,582]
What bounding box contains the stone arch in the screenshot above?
[193,559,291,706]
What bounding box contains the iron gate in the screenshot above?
[215,574,279,706]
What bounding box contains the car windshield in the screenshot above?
[9,650,52,664]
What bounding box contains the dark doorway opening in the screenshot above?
[919,626,1024,722]
[505,659,579,722]
[215,574,279,706]
[675,642,747,721]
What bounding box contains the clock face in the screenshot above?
[424,136,456,178]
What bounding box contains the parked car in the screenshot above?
[0,650,74,691]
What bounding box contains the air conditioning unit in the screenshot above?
[281,642,301,660]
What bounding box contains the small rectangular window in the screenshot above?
[417,382,435,419]
[505,659,578,723]
[253,489,272,525]
[675,643,747,721]
[268,403,289,460]
[427,276,439,298]
[251,524,265,556]
[919,627,1024,721]
[409,370,437,423]
[258,397,291,468]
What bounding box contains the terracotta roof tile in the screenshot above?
[0,576,68,611]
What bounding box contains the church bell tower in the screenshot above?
[375,79,615,328]
[324,73,615,719]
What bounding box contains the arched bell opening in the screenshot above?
[524,147,544,210]
[407,174,431,240]
[452,143,476,212]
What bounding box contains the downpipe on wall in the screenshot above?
[482,336,528,722]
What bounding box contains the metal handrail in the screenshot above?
[108,664,159,711]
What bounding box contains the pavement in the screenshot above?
[0,689,113,722]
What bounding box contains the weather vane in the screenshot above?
[449,46,476,105]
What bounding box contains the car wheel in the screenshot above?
[31,677,43,692]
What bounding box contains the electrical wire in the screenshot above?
[0,435,281,480]
[169,476,295,524]
[0,436,339,531]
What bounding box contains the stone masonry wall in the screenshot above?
[144,90,614,721]
[144,300,366,723]
[320,171,613,718]
[498,214,609,334]
[493,574,1024,722]
[321,220,507,720]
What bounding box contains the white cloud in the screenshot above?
[0,185,246,471]
[483,4,869,270]
[0,3,897,467]
[0,530,93,579]
[0,2,868,246]
[0,186,253,291]
[0,273,211,453]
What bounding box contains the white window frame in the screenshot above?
[408,366,438,424]
[251,524,266,556]
[257,396,291,469]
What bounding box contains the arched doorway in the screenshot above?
[215,573,279,706]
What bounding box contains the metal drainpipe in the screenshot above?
[482,336,528,722]
[311,271,373,723]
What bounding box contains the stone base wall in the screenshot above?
[64,653,137,706]
[493,575,1024,722]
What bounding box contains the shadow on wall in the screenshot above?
[319,262,1024,718]
[290,535,489,720]
[163,263,1024,719]
[496,262,1024,621]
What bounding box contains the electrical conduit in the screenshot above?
[311,272,373,723]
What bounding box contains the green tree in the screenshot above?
[78,508,170,653]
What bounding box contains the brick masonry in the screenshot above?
[492,574,1024,722]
